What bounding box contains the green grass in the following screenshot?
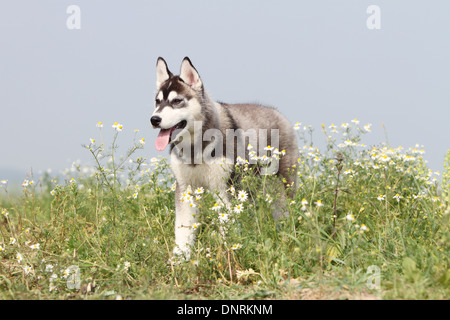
[0,121,449,300]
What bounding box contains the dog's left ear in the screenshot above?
[180,57,203,90]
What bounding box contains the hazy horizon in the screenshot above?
[1,1,449,185]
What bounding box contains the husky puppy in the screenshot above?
[150,57,298,259]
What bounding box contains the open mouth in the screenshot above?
[155,120,187,151]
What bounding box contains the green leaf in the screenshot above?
[402,257,423,283]
[438,269,450,287]
[326,244,342,264]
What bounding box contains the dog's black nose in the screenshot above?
[151,116,162,127]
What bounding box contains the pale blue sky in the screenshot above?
[1,0,449,183]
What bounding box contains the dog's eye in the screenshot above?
[155,99,161,104]
[171,98,183,105]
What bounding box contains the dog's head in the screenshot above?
[151,57,204,151]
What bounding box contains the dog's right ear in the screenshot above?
[156,57,173,89]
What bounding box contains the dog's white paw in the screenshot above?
[172,245,191,262]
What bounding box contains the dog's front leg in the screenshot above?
[173,184,198,260]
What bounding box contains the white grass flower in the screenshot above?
[265,194,273,204]
[112,122,123,131]
[62,268,71,279]
[139,138,145,145]
[150,157,159,165]
[24,266,32,275]
[343,139,357,147]
[132,192,138,199]
[377,195,386,201]
[184,185,193,195]
[231,243,243,250]
[49,274,57,292]
[195,187,204,195]
[211,203,222,211]
[45,264,54,273]
[344,169,355,175]
[9,237,16,245]
[234,204,244,214]
[16,253,23,263]
[393,194,402,202]
[96,122,103,128]
[315,200,324,207]
[218,212,229,223]
[236,156,246,165]
[237,190,248,202]
[249,151,258,162]
[29,243,40,250]
[124,261,131,271]
[346,214,355,221]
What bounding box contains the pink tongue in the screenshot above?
[155,129,172,151]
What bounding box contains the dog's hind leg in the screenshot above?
[265,178,290,220]
[271,161,298,220]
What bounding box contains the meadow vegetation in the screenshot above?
[0,120,448,300]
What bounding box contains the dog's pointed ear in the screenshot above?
[180,57,202,90]
[156,57,173,88]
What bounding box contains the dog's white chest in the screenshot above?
[170,153,232,190]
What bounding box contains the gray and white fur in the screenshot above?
[150,57,298,259]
